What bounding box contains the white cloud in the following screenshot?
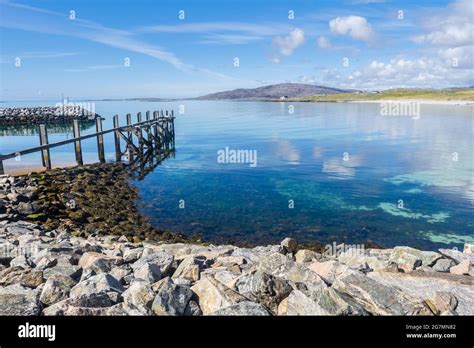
[321,57,473,89]
[273,28,305,56]
[412,0,473,46]
[317,36,331,49]
[329,16,374,42]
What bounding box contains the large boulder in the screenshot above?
[172,256,204,282]
[151,278,193,316]
[191,275,247,314]
[438,248,474,264]
[122,280,154,309]
[332,269,425,315]
[211,301,271,316]
[78,252,122,273]
[389,247,441,272]
[432,258,456,272]
[367,270,474,315]
[132,252,174,277]
[307,260,348,285]
[69,273,124,307]
[338,249,389,272]
[252,253,325,288]
[235,271,292,312]
[0,284,41,315]
[40,274,77,306]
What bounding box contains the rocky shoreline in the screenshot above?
[0,164,473,316]
[0,106,100,125]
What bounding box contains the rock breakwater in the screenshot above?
[0,106,100,125]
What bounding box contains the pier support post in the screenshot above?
[39,124,52,170]
[113,115,121,162]
[96,117,105,163]
[0,156,4,175]
[72,119,83,166]
[146,111,150,122]
[126,113,134,161]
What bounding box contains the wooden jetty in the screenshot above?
[0,110,175,177]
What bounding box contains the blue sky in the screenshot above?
[0,0,473,100]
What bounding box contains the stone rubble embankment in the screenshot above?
[0,106,100,125]
[0,169,473,316]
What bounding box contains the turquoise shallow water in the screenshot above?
[1,100,473,250]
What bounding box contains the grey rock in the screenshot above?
[0,284,41,315]
[132,252,174,276]
[40,274,77,306]
[235,271,292,312]
[432,258,456,272]
[172,256,203,281]
[438,248,474,264]
[134,262,162,283]
[43,258,82,281]
[184,300,202,316]
[69,273,124,307]
[389,247,441,272]
[191,275,247,314]
[368,270,474,315]
[151,278,193,315]
[123,247,143,263]
[122,280,155,309]
[253,253,325,288]
[211,301,271,316]
[279,237,298,255]
[332,269,424,315]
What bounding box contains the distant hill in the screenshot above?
[197,83,354,100]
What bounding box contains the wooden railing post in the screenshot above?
[72,119,83,166]
[96,117,105,163]
[39,124,52,170]
[113,115,121,162]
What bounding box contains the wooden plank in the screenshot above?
[39,124,52,170]
[72,119,83,166]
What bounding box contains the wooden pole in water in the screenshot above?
[72,119,83,166]
[96,117,105,163]
[0,155,4,175]
[113,115,121,162]
[126,113,134,161]
[39,124,52,170]
[146,111,150,122]
[171,110,175,148]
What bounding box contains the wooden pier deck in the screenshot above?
[0,110,175,177]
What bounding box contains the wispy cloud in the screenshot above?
[64,64,124,73]
[140,21,289,44]
[0,0,235,79]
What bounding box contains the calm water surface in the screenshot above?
[1,100,473,250]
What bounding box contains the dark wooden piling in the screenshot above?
[113,115,121,162]
[72,119,83,166]
[146,111,150,122]
[96,117,105,163]
[39,124,52,170]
